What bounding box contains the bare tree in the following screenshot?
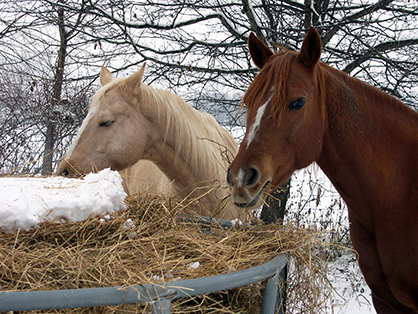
[4,0,416,134]
[0,0,96,174]
[67,0,418,107]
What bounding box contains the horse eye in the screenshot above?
[288,98,305,110]
[99,120,114,127]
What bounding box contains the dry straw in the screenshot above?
[0,195,346,313]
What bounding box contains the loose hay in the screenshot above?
[0,195,345,313]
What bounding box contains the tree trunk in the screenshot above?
[261,179,290,225]
[41,2,67,175]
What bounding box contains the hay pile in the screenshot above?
[0,195,343,313]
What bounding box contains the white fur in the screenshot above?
[246,96,272,149]
[235,168,245,188]
[66,104,100,159]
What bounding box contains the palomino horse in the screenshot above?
[227,27,418,314]
[57,64,244,221]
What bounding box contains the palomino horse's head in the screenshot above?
[227,27,326,208]
[57,64,151,176]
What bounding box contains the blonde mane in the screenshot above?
[89,75,237,176]
[133,84,237,179]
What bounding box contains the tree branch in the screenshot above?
[344,38,418,73]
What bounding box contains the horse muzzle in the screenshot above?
[55,159,84,178]
[226,166,271,209]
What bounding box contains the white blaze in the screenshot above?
[65,104,100,159]
[235,168,246,188]
[245,96,272,149]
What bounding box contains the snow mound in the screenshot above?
[0,168,126,232]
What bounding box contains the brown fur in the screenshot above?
[57,64,245,221]
[228,28,418,313]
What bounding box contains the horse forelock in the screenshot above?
[90,78,125,110]
[65,78,126,159]
[243,51,326,126]
[243,51,293,124]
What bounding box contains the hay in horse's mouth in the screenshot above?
[234,180,271,208]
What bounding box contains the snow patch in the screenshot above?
[0,168,126,232]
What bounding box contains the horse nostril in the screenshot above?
[246,167,259,186]
[62,168,69,176]
[226,168,231,186]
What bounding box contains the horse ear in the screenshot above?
[100,66,113,86]
[248,32,273,69]
[124,63,146,92]
[298,27,322,68]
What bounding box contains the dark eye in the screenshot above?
[99,120,114,127]
[288,98,305,110]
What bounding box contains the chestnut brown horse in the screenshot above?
[227,27,418,314]
[57,64,244,221]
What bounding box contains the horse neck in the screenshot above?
[136,85,238,198]
[317,65,418,226]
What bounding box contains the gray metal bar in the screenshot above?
[152,298,172,314]
[161,253,287,298]
[277,265,287,314]
[0,254,287,312]
[0,285,177,311]
[260,271,280,314]
[180,216,234,228]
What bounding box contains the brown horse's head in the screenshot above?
[56,64,151,176]
[227,27,327,208]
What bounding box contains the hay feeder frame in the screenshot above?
[0,253,286,313]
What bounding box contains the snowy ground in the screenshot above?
[0,168,376,313]
[327,253,376,313]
